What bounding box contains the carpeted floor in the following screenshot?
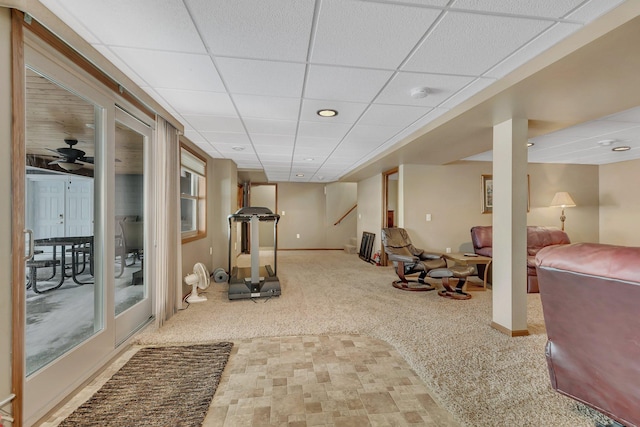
[135,250,609,427]
[58,343,232,427]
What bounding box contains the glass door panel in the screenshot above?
[114,110,152,343]
[24,67,102,375]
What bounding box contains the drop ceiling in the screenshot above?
[37,0,635,182]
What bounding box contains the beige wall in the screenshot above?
[276,182,356,249]
[399,161,599,254]
[181,148,237,296]
[357,174,383,254]
[0,7,13,419]
[250,184,276,247]
[325,182,357,248]
[599,158,640,246]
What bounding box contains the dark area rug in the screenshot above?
[59,342,233,427]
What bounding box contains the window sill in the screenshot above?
[182,231,206,244]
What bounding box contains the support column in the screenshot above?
[491,118,529,336]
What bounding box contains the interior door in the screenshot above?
[65,178,94,237]
[27,179,65,240]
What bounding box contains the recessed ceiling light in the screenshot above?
[232,146,245,151]
[598,139,616,146]
[527,142,534,147]
[410,87,429,99]
[296,173,304,177]
[612,146,631,152]
[318,176,324,180]
[304,157,314,161]
[317,109,338,117]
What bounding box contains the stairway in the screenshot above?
[344,237,357,254]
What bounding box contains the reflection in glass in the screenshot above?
[114,122,146,316]
[24,68,101,375]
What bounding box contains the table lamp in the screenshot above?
[550,192,576,231]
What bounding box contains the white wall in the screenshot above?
[599,158,640,246]
[0,7,13,419]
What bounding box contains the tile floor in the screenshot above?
[42,335,459,427]
[206,335,458,427]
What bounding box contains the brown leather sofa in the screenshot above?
[470,226,570,293]
[536,243,640,427]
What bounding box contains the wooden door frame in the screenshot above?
[381,167,398,267]
[11,9,26,426]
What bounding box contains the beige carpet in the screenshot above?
[136,250,609,427]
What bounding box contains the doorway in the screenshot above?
[382,168,399,266]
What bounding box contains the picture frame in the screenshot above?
[481,174,530,214]
[481,174,493,214]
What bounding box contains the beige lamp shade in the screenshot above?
[550,192,576,208]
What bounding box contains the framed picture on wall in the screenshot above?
[482,174,530,214]
[481,174,493,214]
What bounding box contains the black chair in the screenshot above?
[381,228,473,299]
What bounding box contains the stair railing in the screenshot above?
[333,204,357,226]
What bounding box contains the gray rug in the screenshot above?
[59,343,232,427]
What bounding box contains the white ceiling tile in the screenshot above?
[439,77,496,109]
[451,0,584,19]
[39,0,101,44]
[376,72,475,106]
[216,58,305,97]
[186,0,315,61]
[376,0,450,6]
[43,0,206,52]
[111,48,224,92]
[345,125,400,145]
[244,118,298,135]
[300,100,369,124]
[211,142,253,153]
[183,115,244,133]
[312,0,441,69]
[251,135,296,147]
[305,65,394,103]
[156,89,236,116]
[566,0,627,23]
[184,129,207,143]
[601,106,640,123]
[297,121,352,139]
[193,141,222,157]
[294,137,341,153]
[485,23,582,79]
[92,45,148,88]
[403,12,552,75]
[200,131,251,145]
[359,105,431,128]
[233,95,300,121]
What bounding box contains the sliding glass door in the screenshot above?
[114,109,153,344]
[21,40,155,425]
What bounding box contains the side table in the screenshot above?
[443,252,492,290]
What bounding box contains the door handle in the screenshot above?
[24,229,34,260]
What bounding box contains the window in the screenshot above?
[180,145,206,241]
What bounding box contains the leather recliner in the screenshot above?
[382,227,474,299]
[536,243,640,427]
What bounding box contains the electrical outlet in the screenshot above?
[446,247,452,253]
[282,210,285,216]
[209,247,212,255]
[296,233,300,239]
[426,213,432,221]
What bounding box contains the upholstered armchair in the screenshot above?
[381,228,473,298]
